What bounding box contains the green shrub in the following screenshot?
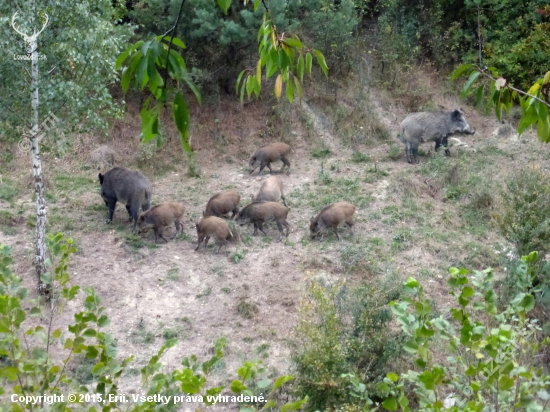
[496,168,550,258]
[293,276,402,411]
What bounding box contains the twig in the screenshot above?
[478,68,550,108]
[161,0,187,88]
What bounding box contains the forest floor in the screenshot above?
[1,67,549,410]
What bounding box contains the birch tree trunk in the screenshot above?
[29,2,49,295]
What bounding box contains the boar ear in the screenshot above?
[310,215,315,221]
[98,173,104,184]
[202,210,205,217]
[452,110,461,119]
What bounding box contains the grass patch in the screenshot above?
[311,147,331,159]
[196,287,212,298]
[0,179,18,202]
[166,267,180,281]
[54,175,95,193]
[236,299,259,319]
[230,249,248,263]
[387,145,402,161]
[351,151,371,163]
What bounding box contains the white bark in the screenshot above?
[29,2,48,293]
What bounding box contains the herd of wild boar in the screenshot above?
[98,109,475,252]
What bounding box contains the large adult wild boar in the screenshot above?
[310,202,356,241]
[252,176,288,206]
[99,167,152,233]
[236,201,290,242]
[195,216,233,254]
[398,109,475,164]
[249,142,293,175]
[203,189,241,219]
[137,202,185,243]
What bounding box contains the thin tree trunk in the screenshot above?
[29,1,49,294]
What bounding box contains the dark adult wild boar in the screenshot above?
[98,167,152,233]
[310,202,356,241]
[249,142,293,175]
[137,202,185,243]
[203,190,240,219]
[398,109,475,164]
[195,216,233,254]
[236,201,290,242]
[252,176,288,206]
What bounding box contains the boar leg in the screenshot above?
[129,204,140,234]
[334,227,342,242]
[257,222,268,236]
[280,156,290,171]
[172,221,182,240]
[155,228,168,243]
[276,221,284,242]
[346,219,354,236]
[405,141,413,164]
[195,235,204,251]
[216,240,227,254]
[411,142,420,164]
[281,194,288,207]
[282,219,290,237]
[105,198,117,224]
[125,204,133,221]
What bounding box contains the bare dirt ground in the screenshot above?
[1,70,550,410]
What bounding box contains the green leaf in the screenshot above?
[183,74,202,104]
[462,71,480,96]
[253,0,262,11]
[520,294,535,312]
[382,397,398,411]
[282,39,303,48]
[297,55,305,82]
[173,92,191,152]
[451,63,474,80]
[306,53,313,75]
[236,70,246,95]
[286,78,295,103]
[97,315,110,327]
[274,375,293,389]
[499,376,514,391]
[461,286,474,298]
[217,0,232,15]
[386,372,400,382]
[136,56,149,90]
[404,277,419,288]
[230,379,247,394]
[116,41,144,70]
[262,400,277,410]
[475,85,484,107]
[257,379,272,389]
[281,397,308,412]
[160,36,186,49]
[315,50,329,77]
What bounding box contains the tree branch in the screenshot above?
[161,0,187,88]
[478,68,550,108]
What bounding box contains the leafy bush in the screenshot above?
[381,256,550,411]
[496,167,550,258]
[292,276,402,411]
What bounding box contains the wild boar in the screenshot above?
[195,216,233,254]
[252,176,288,206]
[98,167,152,233]
[236,201,290,242]
[203,189,241,219]
[398,109,475,164]
[137,202,185,243]
[310,202,356,241]
[249,142,294,175]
